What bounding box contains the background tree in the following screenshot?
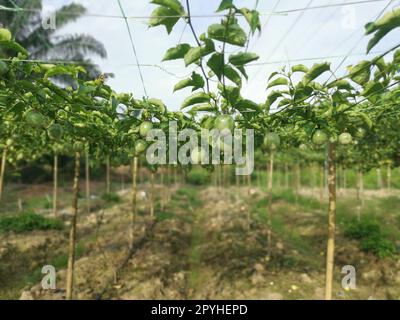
[0,0,107,80]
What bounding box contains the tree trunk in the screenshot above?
[85,151,90,214]
[343,168,347,190]
[284,162,289,189]
[376,168,383,190]
[0,148,7,202]
[66,152,81,300]
[325,143,336,301]
[130,157,138,248]
[106,156,111,194]
[267,152,274,258]
[387,164,391,191]
[53,154,58,217]
[160,169,164,211]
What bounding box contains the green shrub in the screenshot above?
[101,192,121,203]
[344,216,396,258]
[0,212,63,233]
[186,168,210,185]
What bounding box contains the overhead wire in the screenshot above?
[117,0,148,97]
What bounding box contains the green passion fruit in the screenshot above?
[6,138,13,147]
[139,121,153,138]
[312,130,328,145]
[134,139,147,155]
[48,124,64,141]
[339,132,353,145]
[0,28,12,41]
[214,115,234,136]
[355,127,366,139]
[263,132,281,150]
[26,110,46,128]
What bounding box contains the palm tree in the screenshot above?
[0,0,107,80]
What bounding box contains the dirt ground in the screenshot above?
[1,184,400,300]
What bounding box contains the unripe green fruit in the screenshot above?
[355,127,366,139]
[214,115,234,136]
[134,140,147,155]
[312,130,328,145]
[26,110,46,128]
[6,138,13,147]
[48,124,64,140]
[139,121,153,138]
[339,132,353,145]
[0,28,12,41]
[299,144,307,151]
[263,132,281,150]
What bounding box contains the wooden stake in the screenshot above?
[53,154,58,217]
[130,157,138,248]
[66,152,81,300]
[325,143,336,301]
[0,148,7,202]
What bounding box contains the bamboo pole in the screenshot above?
[130,157,138,248]
[66,152,81,300]
[85,151,90,214]
[53,154,58,216]
[266,152,274,258]
[106,155,111,194]
[150,171,155,218]
[0,147,7,202]
[325,143,336,300]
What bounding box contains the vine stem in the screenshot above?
[185,0,210,93]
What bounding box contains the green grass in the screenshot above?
[343,216,397,258]
[0,211,63,233]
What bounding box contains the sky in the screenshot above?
[40,0,400,110]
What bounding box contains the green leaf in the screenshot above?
[266,91,283,107]
[188,104,216,114]
[224,65,242,86]
[217,0,235,12]
[267,77,288,89]
[151,0,185,15]
[184,47,202,66]
[174,72,205,92]
[302,62,331,84]
[361,81,385,102]
[236,65,248,80]
[291,64,309,73]
[149,6,180,34]
[365,8,400,53]
[208,22,247,47]
[327,79,353,91]
[0,40,29,56]
[348,60,371,85]
[234,99,260,112]
[239,8,261,34]
[207,53,224,79]
[163,43,191,61]
[181,92,210,109]
[229,52,259,66]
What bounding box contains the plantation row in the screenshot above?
[1,0,400,300]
